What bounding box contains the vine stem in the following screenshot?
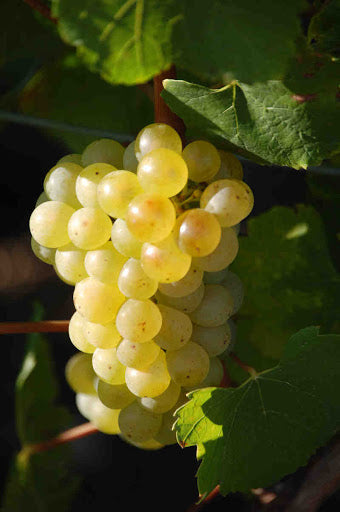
[23,0,57,23]
[0,320,69,334]
[153,65,186,143]
[23,422,99,456]
[229,352,258,378]
[186,485,221,512]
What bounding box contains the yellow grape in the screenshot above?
[182,140,220,182]
[116,339,160,370]
[65,352,96,395]
[30,201,75,248]
[135,123,182,161]
[139,379,181,414]
[185,356,224,391]
[118,258,158,299]
[174,208,221,257]
[118,401,162,443]
[82,138,124,167]
[30,237,55,265]
[192,227,239,272]
[76,163,116,207]
[154,304,192,351]
[97,380,135,409]
[115,299,162,343]
[97,170,143,219]
[68,207,112,250]
[208,150,243,182]
[44,162,82,209]
[126,193,176,243]
[158,265,203,297]
[85,242,127,284]
[111,218,143,259]
[83,319,121,349]
[189,284,234,327]
[191,323,231,357]
[54,243,87,285]
[73,277,125,323]
[68,311,95,354]
[57,153,82,165]
[123,140,138,172]
[166,341,210,387]
[156,282,205,314]
[125,351,171,398]
[92,347,126,385]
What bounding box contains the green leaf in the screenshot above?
[231,205,340,359]
[175,326,340,496]
[19,55,153,152]
[162,78,340,169]
[308,0,340,58]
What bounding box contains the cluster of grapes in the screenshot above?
[29,123,254,450]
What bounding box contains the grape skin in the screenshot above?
[85,242,127,285]
[123,141,138,172]
[118,258,158,299]
[193,227,239,272]
[83,319,121,349]
[125,351,171,398]
[118,401,162,444]
[30,237,55,265]
[174,208,221,257]
[189,284,234,327]
[135,123,182,161]
[158,266,203,298]
[92,347,126,385]
[55,243,87,285]
[166,341,210,387]
[44,162,82,209]
[139,380,181,414]
[68,311,95,354]
[30,201,75,248]
[156,282,205,314]
[116,339,160,371]
[111,218,143,259]
[115,299,162,343]
[97,380,135,409]
[182,140,220,182]
[68,207,112,250]
[76,163,116,207]
[82,139,124,168]
[191,323,231,357]
[97,170,143,219]
[154,304,192,351]
[65,353,97,395]
[74,277,125,324]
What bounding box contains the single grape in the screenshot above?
[111,218,143,259]
[90,402,121,435]
[76,163,116,207]
[203,267,229,284]
[158,266,203,298]
[44,162,82,209]
[126,193,176,243]
[192,227,239,272]
[97,380,135,409]
[189,284,234,327]
[57,153,82,166]
[154,304,192,351]
[83,319,121,349]
[174,208,221,257]
[123,141,138,172]
[207,150,243,182]
[137,148,188,197]
[200,178,254,227]
[118,401,162,443]
[125,351,171,398]
[68,311,95,354]
[182,140,220,182]
[166,341,210,387]
[141,234,191,283]
[118,258,158,300]
[92,347,126,385]
[76,393,99,421]
[30,237,55,265]
[54,243,87,285]
[139,380,181,414]
[135,123,182,161]
[156,282,205,314]
[65,352,96,394]
[30,201,75,248]
[97,170,143,219]
[117,339,160,370]
[82,138,124,167]
[68,207,112,250]
[221,271,244,314]
[191,323,231,357]
[185,356,224,391]
[115,299,162,343]
[85,242,127,285]
[74,277,125,323]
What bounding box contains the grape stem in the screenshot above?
[0,320,69,334]
[153,65,186,143]
[186,485,221,511]
[229,352,258,378]
[23,0,57,23]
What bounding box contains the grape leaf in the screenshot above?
[230,205,340,359]
[308,0,340,58]
[175,326,340,496]
[163,78,340,169]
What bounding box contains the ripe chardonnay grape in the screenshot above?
[30,237,55,265]
[76,163,116,207]
[125,351,171,398]
[97,380,135,409]
[111,218,143,258]
[57,153,82,166]
[65,352,96,395]
[74,277,125,323]
[82,138,124,168]
[208,150,243,182]
[68,207,112,250]
[135,123,182,161]
[44,162,82,209]
[193,227,239,272]
[55,243,87,285]
[182,140,220,182]
[139,380,181,414]
[158,266,203,298]
[174,209,221,257]
[83,319,121,349]
[123,141,138,172]
[118,401,162,443]
[154,304,192,351]
[191,323,231,357]
[85,242,127,284]
[68,311,95,353]
[115,299,162,343]
[97,170,143,219]
[166,341,210,387]
[189,284,234,327]
[117,339,160,370]
[156,282,205,314]
[118,258,158,299]
[92,347,126,385]
[30,201,75,248]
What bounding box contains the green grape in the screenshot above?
[57,153,82,166]
[68,311,95,354]
[118,401,162,443]
[85,242,127,285]
[97,170,143,219]
[117,339,160,370]
[76,163,116,207]
[156,282,205,314]
[83,319,121,349]
[139,380,181,414]
[200,178,254,227]
[115,299,162,343]
[154,304,192,351]
[203,267,229,284]
[35,191,49,207]
[185,356,224,391]
[123,141,138,172]
[76,393,99,421]
[44,162,82,209]
[90,402,121,435]
[126,193,176,243]
[141,234,191,283]
[30,237,55,265]
[92,347,126,385]
[166,341,210,387]
[182,140,220,182]
[73,277,125,323]
[158,266,203,298]
[137,148,188,197]
[82,138,124,168]
[97,380,135,409]
[207,150,243,182]
[192,227,239,272]
[174,208,221,257]
[54,243,87,285]
[30,201,75,248]
[222,271,244,314]
[68,207,112,250]
[65,352,96,394]
[135,123,182,161]
[118,258,158,299]
[111,218,143,258]
[191,323,231,357]
[189,284,234,327]
[125,351,171,398]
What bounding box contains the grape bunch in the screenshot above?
[29,123,253,450]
